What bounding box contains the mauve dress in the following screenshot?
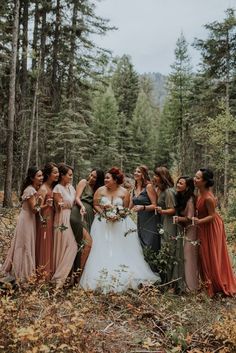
[174,197,199,291]
[197,192,236,297]
[35,187,54,279]
[2,186,37,281]
[52,184,78,287]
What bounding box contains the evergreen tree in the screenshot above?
[91,87,119,170]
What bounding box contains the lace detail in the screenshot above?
[100,196,123,207]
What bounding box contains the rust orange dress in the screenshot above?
[36,189,54,279]
[197,192,236,297]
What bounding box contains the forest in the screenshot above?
[0,2,236,353]
[1,1,236,208]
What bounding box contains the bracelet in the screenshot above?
[143,205,146,211]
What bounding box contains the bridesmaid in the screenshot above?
[154,166,177,283]
[193,168,236,297]
[174,176,199,292]
[70,168,104,274]
[52,163,78,288]
[36,162,59,279]
[1,167,43,282]
[130,166,160,262]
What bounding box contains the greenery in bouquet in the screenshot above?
[98,203,131,223]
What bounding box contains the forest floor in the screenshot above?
[0,201,235,353]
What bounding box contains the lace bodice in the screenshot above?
[100,196,123,207]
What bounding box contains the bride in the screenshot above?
[80,167,160,292]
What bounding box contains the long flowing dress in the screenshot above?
[157,187,177,283]
[197,192,236,297]
[52,184,78,287]
[80,196,160,292]
[35,188,54,279]
[2,186,37,282]
[132,187,161,252]
[70,183,94,271]
[173,197,199,292]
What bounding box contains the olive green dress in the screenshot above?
[157,187,177,283]
[70,183,94,271]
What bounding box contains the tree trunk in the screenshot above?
[32,0,39,71]
[3,0,20,207]
[51,0,60,110]
[25,58,40,172]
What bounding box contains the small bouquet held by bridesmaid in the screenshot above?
[98,203,131,223]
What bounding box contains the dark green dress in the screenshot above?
[70,183,94,271]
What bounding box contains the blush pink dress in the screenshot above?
[52,183,77,287]
[2,186,37,281]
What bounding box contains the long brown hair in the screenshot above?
[135,165,150,188]
[154,166,174,191]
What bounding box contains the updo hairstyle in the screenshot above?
[107,167,124,185]
[199,168,214,188]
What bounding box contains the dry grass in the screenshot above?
[0,207,236,353]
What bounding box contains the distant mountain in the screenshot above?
[141,72,168,108]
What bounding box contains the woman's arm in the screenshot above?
[28,194,43,213]
[53,192,64,211]
[156,188,176,216]
[123,189,130,208]
[93,188,103,214]
[75,179,87,215]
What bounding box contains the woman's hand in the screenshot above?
[191,217,200,225]
[80,206,86,216]
[133,205,145,212]
[155,206,162,214]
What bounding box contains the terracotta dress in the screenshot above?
[52,184,78,287]
[70,183,94,271]
[2,186,37,282]
[174,197,199,292]
[35,188,54,279]
[197,192,236,297]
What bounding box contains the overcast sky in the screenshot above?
[94,0,236,75]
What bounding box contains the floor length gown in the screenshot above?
[70,183,94,271]
[2,186,37,282]
[197,192,236,297]
[132,187,161,253]
[36,189,54,279]
[80,196,160,293]
[52,184,78,287]
[174,197,199,292]
[157,188,177,283]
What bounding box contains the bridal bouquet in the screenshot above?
[98,204,131,223]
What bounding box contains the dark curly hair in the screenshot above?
[199,168,214,188]
[107,167,124,185]
[175,176,195,214]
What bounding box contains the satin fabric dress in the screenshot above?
[197,192,236,297]
[2,186,37,282]
[70,183,94,271]
[52,184,78,287]
[36,188,54,279]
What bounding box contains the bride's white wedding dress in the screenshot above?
[80,196,160,292]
